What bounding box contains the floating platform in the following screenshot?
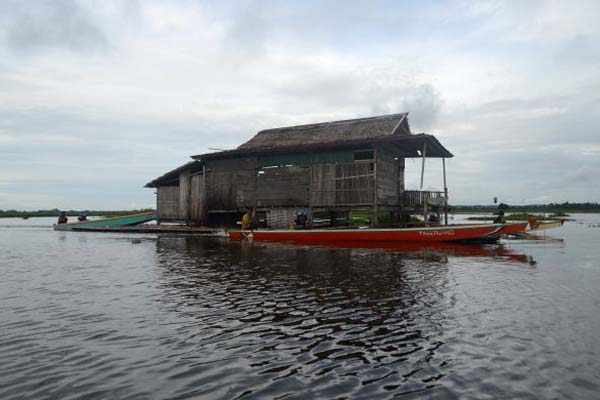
[59,224,218,234]
[54,212,156,231]
[54,212,218,235]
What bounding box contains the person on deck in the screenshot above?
[294,210,309,229]
[57,211,68,224]
[493,210,507,224]
[428,213,440,226]
[242,208,255,230]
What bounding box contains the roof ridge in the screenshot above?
[256,113,407,134]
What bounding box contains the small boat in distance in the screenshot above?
[528,217,566,231]
[227,222,528,243]
[53,212,155,231]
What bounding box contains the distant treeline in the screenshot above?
[0,208,154,218]
[453,202,600,213]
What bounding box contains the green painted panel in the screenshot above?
[258,150,354,167]
[53,213,155,231]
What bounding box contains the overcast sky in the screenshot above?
[1,0,599,210]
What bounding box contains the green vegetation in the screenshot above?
[466,213,557,222]
[0,208,154,219]
[453,202,600,214]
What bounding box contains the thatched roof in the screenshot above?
[192,113,452,160]
[193,133,452,161]
[238,113,410,151]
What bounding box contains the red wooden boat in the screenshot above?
[488,221,529,238]
[227,222,527,243]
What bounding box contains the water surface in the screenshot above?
[1,215,599,399]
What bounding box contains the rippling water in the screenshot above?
[1,215,599,399]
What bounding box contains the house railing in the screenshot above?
[402,190,446,209]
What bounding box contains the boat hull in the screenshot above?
[528,220,565,231]
[53,212,155,231]
[488,222,529,238]
[227,223,520,243]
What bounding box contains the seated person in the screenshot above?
[57,211,68,224]
[493,210,507,224]
[77,214,87,222]
[294,211,309,229]
[428,213,440,226]
[241,208,255,230]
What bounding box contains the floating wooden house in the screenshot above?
[145,113,453,228]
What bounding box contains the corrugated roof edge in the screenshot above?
[144,160,203,188]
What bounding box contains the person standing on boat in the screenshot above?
[57,211,68,224]
[242,208,255,231]
[493,210,507,224]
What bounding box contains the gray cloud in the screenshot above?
[1,0,108,54]
[218,1,269,66]
[1,1,600,209]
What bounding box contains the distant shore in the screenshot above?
[452,204,600,214]
[3,204,599,219]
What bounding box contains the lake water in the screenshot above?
[1,215,599,399]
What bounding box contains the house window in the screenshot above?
[354,150,374,161]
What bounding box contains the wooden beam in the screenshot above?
[373,151,378,226]
[420,142,427,190]
[443,157,448,225]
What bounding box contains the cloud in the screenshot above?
[1,1,600,209]
[0,0,109,54]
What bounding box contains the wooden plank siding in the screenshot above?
[310,163,375,207]
[189,174,206,224]
[205,171,236,210]
[235,170,257,208]
[156,186,180,220]
[255,166,310,207]
[179,171,191,220]
[204,157,258,211]
[156,148,415,223]
[375,145,401,206]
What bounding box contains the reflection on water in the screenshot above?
[153,236,460,398]
[1,216,599,399]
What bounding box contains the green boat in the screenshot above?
[53,212,156,231]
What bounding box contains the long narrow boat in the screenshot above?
[488,221,529,238]
[528,218,565,231]
[53,212,155,231]
[227,222,527,243]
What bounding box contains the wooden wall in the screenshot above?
[256,166,310,207]
[189,174,206,223]
[156,149,409,224]
[179,171,191,220]
[205,158,258,210]
[156,186,180,220]
[310,162,374,207]
[375,145,400,206]
[266,208,298,229]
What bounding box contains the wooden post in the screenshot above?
[202,164,207,225]
[420,142,427,190]
[372,148,378,226]
[423,192,428,225]
[443,157,448,225]
[420,142,428,225]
